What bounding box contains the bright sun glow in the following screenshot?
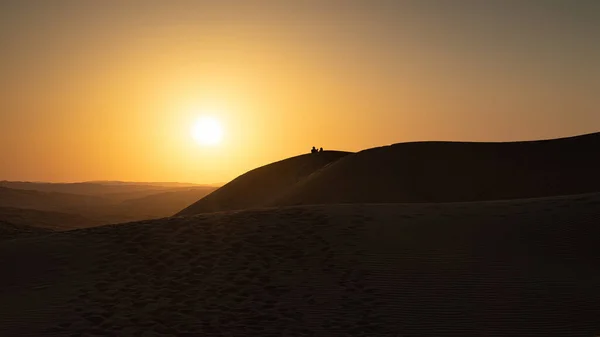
[191,116,224,146]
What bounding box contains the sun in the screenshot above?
[191,116,224,146]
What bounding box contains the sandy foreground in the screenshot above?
[1,193,599,336]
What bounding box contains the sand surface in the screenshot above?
[1,193,599,336]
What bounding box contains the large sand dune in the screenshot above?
[178,151,350,215]
[1,193,599,336]
[179,132,600,216]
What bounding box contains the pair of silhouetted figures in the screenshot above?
[311,146,323,154]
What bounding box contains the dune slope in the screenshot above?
[177,151,350,216]
[1,193,599,336]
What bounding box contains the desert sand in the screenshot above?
[1,192,599,336]
[179,132,600,216]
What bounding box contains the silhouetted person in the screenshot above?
[319,147,323,152]
[311,146,317,154]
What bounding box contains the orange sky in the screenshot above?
[1,1,599,183]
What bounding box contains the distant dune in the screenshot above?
[0,181,209,196]
[0,186,108,212]
[0,207,99,236]
[1,192,598,335]
[115,187,218,220]
[178,151,350,215]
[179,132,600,216]
[0,184,218,227]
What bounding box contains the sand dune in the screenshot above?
[179,132,600,216]
[0,184,217,227]
[178,151,350,216]
[0,181,212,197]
[0,186,109,212]
[114,187,218,220]
[1,193,599,336]
[0,207,99,234]
[74,187,218,225]
[98,185,217,203]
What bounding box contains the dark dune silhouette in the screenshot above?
[179,132,600,216]
[177,151,350,216]
[276,132,600,206]
[1,193,599,335]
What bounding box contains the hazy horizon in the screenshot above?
[2,0,599,184]
[0,179,224,186]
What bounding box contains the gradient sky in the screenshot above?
[1,0,599,183]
